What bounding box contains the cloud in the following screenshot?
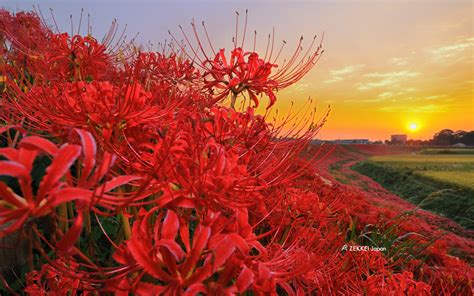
[380,104,446,113]
[364,71,420,79]
[418,17,470,33]
[424,94,446,100]
[427,38,474,62]
[293,82,310,92]
[402,87,417,93]
[357,71,420,90]
[378,92,394,98]
[389,57,408,66]
[362,98,386,103]
[324,64,365,84]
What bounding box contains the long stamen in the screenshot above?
[267,27,275,62]
[201,21,217,56]
[77,8,84,35]
[253,30,257,52]
[70,14,74,36]
[191,19,211,62]
[234,11,239,50]
[49,8,61,33]
[241,9,248,48]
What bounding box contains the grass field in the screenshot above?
[417,171,474,189]
[352,151,474,229]
[419,148,474,155]
[369,154,474,175]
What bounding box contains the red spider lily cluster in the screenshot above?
[0,9,472,295]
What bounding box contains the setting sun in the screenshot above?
[408,122,419,132]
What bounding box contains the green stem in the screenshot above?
[120,211,132,240]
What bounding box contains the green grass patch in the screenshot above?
[352,161,474,229]
[369,154,474,172]
[417,171,474,189]
[419,148,474,155]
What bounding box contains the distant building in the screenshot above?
[391,134,407,144]
[333,139,370,145]
[452,143,467,147]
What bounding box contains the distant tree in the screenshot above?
[432,129,455,145]
[431,129,474,146]
[458,131,474,145]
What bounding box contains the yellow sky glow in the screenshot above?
[269,2,474,141]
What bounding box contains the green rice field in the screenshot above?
[369,154,474,177]
[417,171,474,189]
[419,148,474,155]
[353,149,474,229]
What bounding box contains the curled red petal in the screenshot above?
[40,187,92,214]
[113,243,137,266]
[228,77,241,88]
[0,148,19,161]
[135,283,166,295]
[0,182,26,208]
[0,125,26,136]
[161,210,179,241]
[248,91,259,108]
[266,90,277,109]
[37,144,81,199]
[184,283,207,295]
[20,136,59,155]
[74,128,97,181]
[100,175,142,193]
[236,266,254,293]
[182,225,211,276]
[156,239,185,262]
[0,210,30,235]
[0,161,29,178]
[127,237,173,282]
[56,210,83,254]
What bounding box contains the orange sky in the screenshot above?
[4,0,474,140]
[270,1,474,140]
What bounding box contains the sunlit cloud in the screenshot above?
[389,57,408,66]
[364,71,420,79]
[292,82,311,92]
[356,70,420,91]
[324,64,365,83]
[378,92,394,98]
[427,37,474,62]
[380,104,446,113]
[400,87,417,93]
[424,95,446,100]
[418,17,470,33]
[362,98,387,103]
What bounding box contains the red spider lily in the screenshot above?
[134,52,200,88]
[203,47,278,108]
[0,129,139,253]
[24,259,95,296]
[170,12,323,109]
[44,33,110,81]
[0,9,50,66]
[4,80,165,141]
[0,137,86,235]
[1,9,118,84]
[110,207,252,294]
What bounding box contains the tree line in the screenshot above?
[405,129,474,146]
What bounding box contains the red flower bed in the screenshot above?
[0,9,472,295]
